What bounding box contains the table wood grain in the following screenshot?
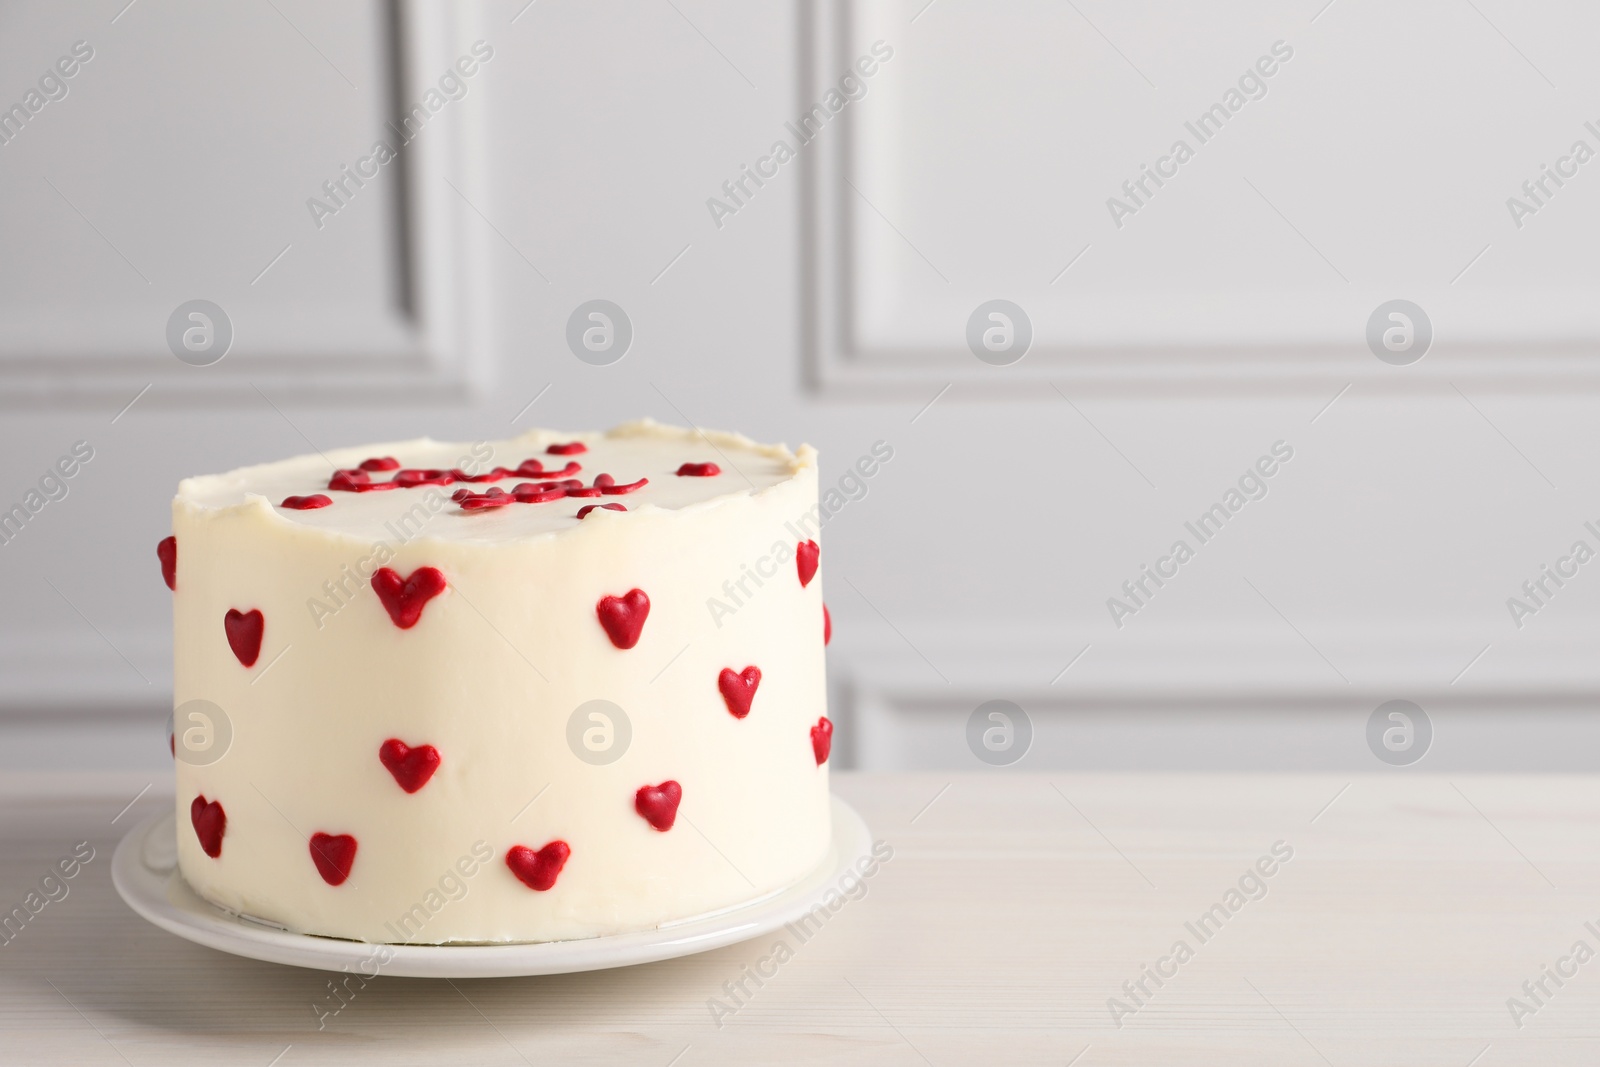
[1,771,1596,1065]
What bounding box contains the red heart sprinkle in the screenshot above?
[392,468,455,488]
[676,462,720,477]
[515,460,582,479]
[515,485,567,503]
[190,796,225,858]
[459,493,514,511]
[360,457,400,471]
[309,833,358,886]
[811,717,833,765]
[596,589,650,649]
[378,739,441,793]
[157,536,177,591]
[824,603,832,645]
[797,541,820,587]
[371,566,447,629]
[506,841,571,891]
[224,608,264,667]
[281,494,333,510]
[718,666,761,719]
[328,469,371,491]
[577,503,626,519]
[602,477,647,495]
[635,780,682,831]
[547,442,587,455]
[514,459,547,476]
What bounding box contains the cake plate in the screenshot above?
[113,796,872,978]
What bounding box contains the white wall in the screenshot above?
[3,0,1599,774]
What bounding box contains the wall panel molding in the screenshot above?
[829,625,1600,771]
[801,0,1600,396]
[0,0,495,407]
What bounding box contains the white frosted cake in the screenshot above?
[161,420,832,944]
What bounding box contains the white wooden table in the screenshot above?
[2,771,1595,1065]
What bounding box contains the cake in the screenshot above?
[161,420,833,944]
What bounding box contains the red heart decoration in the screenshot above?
[597,589,650,649]
[635,780,682,831]
[811,717,833,765]
[224,608,264,667]
[379,739,441,793]
[328,468,371,491]
[157,536,177,591]
[824,603,832,646]
[506,841,571,891]
[309,833,358,886]
[514,460,581,480]
[371,566,447,629]
[797,540,820,587]
[718,666,761,719]
[600,477,647,495]
[190,796,225,858]
[281,494,333,510]
[391,469,453,488]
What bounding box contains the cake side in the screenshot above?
[168,422,831,943]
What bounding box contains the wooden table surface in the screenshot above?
[2,771,1597,1065]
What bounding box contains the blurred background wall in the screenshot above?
[3,0,1599,774]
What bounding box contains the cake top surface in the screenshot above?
[175,419,812,544]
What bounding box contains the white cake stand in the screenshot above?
[113,796,872,978]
